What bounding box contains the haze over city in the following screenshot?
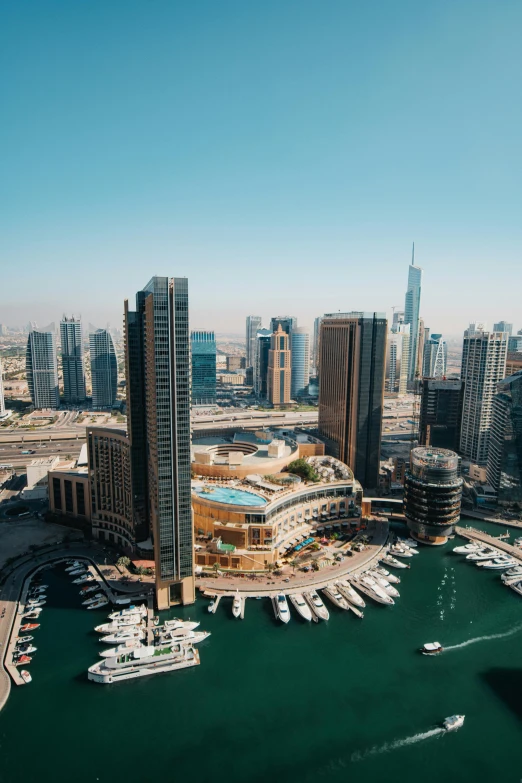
[2,0,521,334]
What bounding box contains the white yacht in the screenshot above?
[372,566,400,584]
[157,629,211,645]
[232,592,242,619]
[28,596,46,605]
[65,562,83,572]
[288,593,313,622]
[322,586,350,610]
[30,586,47,594]
[68,567,88,577]
[390,546,413,559]
[336,581,366,608]
[99,639,143,657]
[420,641,443,655]
[16,644,37,654]
[452,543,482,555]
[87,598,109,610]
[108,605,147,621]
[273,594,291,623]
[73,574,94,585]
[501,567,522,584]
[163,619,200,631]
[466,548,500,561]
[95,616,143,633]
[508,580,522,597]
[350,575,394,605]
[443,715,465,731]
[303,590,329,621]
[381,555,408,569]
[100,627,146,644]
[80,584,100,595]
[23,608,43,619]
[88,643,200,684]
[397,537,418,548]
[367,571,400,598]
[83,593,106,606]
[478,557,517,570]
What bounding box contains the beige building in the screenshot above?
[268,326,291,406]
[49,468,91,524]
[218,372,244,385]
[506,351,522,378]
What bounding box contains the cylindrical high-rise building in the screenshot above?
[404,447,462,545]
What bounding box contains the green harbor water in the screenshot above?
[1,519,522,783]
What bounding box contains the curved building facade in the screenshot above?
[404,447,462,545]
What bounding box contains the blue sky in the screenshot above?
[1,0,521,337]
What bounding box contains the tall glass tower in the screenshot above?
[245,316,262,368]
[60,316,86,404]
[291,327,310,398]
[89,329,118,409]
[422,334,447,377]
[26,328,60,409]
[191,331,216,405]
[403,248,422,381]
[125,276,194,608]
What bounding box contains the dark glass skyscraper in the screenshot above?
[60,316,86,404]
[89,329,118,409]
[191,331,216,405]
[254,328,272,398]
[487,371,522,504]
[318,312,387,488]
[26,328,60,409]
[125,276,194,608]
[419,378,464,451]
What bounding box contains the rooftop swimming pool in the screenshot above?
[194,487,267,506]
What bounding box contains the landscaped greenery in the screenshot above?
[286,459,320,483]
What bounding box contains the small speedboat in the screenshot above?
[87,598,109,610]
[23,610,42,619]
[20,670,32,684]
[207,599,215,613]
[397,537,418,548]
[443,715,465,731]
[16,644,37,654]
[420,641,443,656]
[65,562,83,572]
[508,580,522,597]
[83,593,106,606]
[20,623,39,632]
[14,655,32,666]
[80,584,100,595]
[232,592,242,619]
[16,636,34,644]
[73,574,94,584]
[68,567,88,577]
[27,599,46,608]
[274,594,290,623]
[288,593,313,622]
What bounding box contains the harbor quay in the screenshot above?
[455,525,522,561]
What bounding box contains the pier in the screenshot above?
[455,525,522,562]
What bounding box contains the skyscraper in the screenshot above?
[493,321,513,336]
[422,333,447,378]
[267,326,291,406]
[419,378,464,451]
[60,316,86,404]
[318,312,387,488]
[508,335,522,352]
[254,328,272,398]
[26,328,60,409]
[391,310,405,333]
[245,316,262,368]
[460,327,508,465]
[386,324,410,395]
[313,316,323,373]
[89,329,118,409]
[487,371,522,503]
[191,330,216,405]
[291,327,310,398]
[125,276,194,608]
[0,358,5,418]
[403,247,422,381]
[270,316,297,346]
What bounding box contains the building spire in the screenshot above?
[411,241,415,266]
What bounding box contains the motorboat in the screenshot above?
[288,593,313,622]
[350,575,394,606]
[88,643,200,684]
[16,636,34,644]
[80,584,100,595]
[336,581,366,608]
[20,670,32,684]
[372,566,400,584]
[508,580,522,597]
[158,630,211,645]
[20,623,39,632]
[155,626,201,640]
[14,655,32,666]
[65,562,83,572]
[87,598,109,610]
[367,571,400,598]
[452,543,482,555]
[73,574,95,585]
[207,598,215,613]
[30,586,47,594]
[397,537,418,548]
[477,557,517,570]
[504,565,522,577]
[501,566,522,584]
[23,609,42,619]
[108,605,147,621]
[303,590,329,621]
[16,644,37,654]
[95,616,143,633]
[322,586,350,610]
[390,546,413,559]
[466,548,500,561]
[100,628,146,644]
[68,567,88,577]
[514,537,522,548]
[443,715,465,731]
[99,639,144,657]
[83,593,106,606]
[232,592,242,619]
[27,599,46,608]
[420,641,443,655]
[273,594,291,623]
[381,555,409,569]
[28,596,47,605]
[163,619,200,631]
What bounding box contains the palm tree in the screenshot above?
[290,559,299,573]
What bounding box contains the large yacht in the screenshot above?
[273,594,291,623]
[100,627,146,644]
[73,574,95,585]
[83,593,106,607]
[157,629,211,645]
[335,581,366,608]
[163,619,200,632]
[372,566,400,584]
[349,575,394,605]
[88,644,200,684]
[452,543,482,555]
[367,571,400,598]
[99,639,143,657]
[108,605,147,621]
[95,616,144,633]
[322,586,350,610]
[389,545,414,559]
[303,590,329,621]
[288,593,313,622]
[466,547,500,561]
[232,592,242,619]
[477,557,517,570]
[380,554,408,569]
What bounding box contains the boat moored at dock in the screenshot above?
[73,574,95,585]
[367,571,400,598]
[288,593,313,621]
[381,555,409,569]
[477,557,517,570]
[100,628,146,644]
[88,643,200,684]
[322,586,350,611]
[304,590,329,621]
[83,593,106,606]
[273,594,291,623]
[87,598,109,610]
[108,605,147,621]
[232,592,242,619]
[95,616,143,634]
[336,581,366,608]
[372,566,400,584]
[349,575,394,605]
[20,670,32,684]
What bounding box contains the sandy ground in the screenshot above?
[0,518,76,569]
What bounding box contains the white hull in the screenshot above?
[303,591,329,621]
[367,572,400,598]
[336,581,366,608]
[288,594,313,622]
[101,630,146,644]
[349,577,394,605]
[373,567,400,584]
[273,595,291,623]
[381,556,408,569]
[509,581,522,597]
[88,652,199,684]
[478,559,517,570]
[322,587,350,610]
[390,548,413,559]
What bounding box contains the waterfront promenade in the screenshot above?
[198,519,390,599]
[456,525,522,562]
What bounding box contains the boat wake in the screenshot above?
[351,728,444,761]
[445,623,522,651]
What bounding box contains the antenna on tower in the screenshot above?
[411,241,415,266]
